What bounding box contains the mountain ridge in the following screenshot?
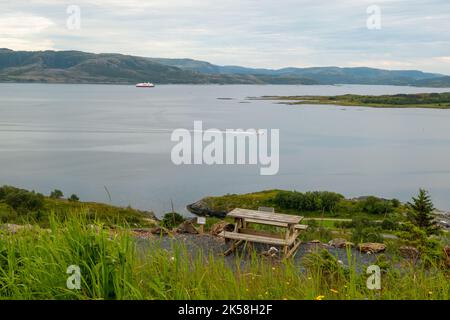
[0,48,448,87]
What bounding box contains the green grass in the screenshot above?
[200,190,404,220]
[0,196,156,228]
[258,92,450,109]
[0,212,448,300]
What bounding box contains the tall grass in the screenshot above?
[0,212,448,300]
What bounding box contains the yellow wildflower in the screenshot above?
[315,295,325,300]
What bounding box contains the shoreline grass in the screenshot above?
[254,92,450,109]
[0,212,448,300]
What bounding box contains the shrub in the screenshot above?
[359,196,393,215]
[68,194,80,202]
[350,217,383,243]
[2,188,44,213]
[161,212,185,229]
[50,189,64,199]
[274,191,344,212]
[381,218,399,230]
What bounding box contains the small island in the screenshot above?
[255,92,450,109]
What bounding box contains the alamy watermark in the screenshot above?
[66,265,81,290]
[66,5,81,30]
[171,121,279,175]
[366,265,381,290]
[367,5,382,30]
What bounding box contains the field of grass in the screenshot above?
[257,92,450,109]
[0,185,156,228]
[0,212,448,300]
[197,190,405,220]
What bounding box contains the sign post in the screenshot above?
[197,217,206,234]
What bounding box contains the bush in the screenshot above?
[274,191,344,212]
[161,212,185,229]
[359,196,393,215]
[50,189,64,199]
[397,222,444,265]
[68,194,80,202]
[301,249,348,283]
[381,218,399,230]
[350,217,383,243]
[0,186,44,213]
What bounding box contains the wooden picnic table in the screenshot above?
[219,208,307,258]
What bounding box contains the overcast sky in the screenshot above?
[1,0,450,73]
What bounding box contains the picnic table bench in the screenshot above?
[218,208,307,258]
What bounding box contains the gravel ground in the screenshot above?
[135,234,380,272]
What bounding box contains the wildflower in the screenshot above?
[272,267,276,271]
[170,256,175,261]
[314,295,325,300]
[330,288,339,294]
[428,291,433,295]
[265,291,269,295]
[286,282,290,285]
[307,277,312,280]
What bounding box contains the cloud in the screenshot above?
[0,13,54,37]
[1,0,450,73]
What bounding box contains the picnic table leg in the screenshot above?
[224,240,244,256]
[286,239,302,259]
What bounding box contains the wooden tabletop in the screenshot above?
[228,208,302,224]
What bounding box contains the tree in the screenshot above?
[68,194,80,202]
[407,189,438,235]
[50,189,64,199]
[161,212,185,229]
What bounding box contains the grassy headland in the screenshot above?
[0,186,449,300]
[0,185,156,228]
[256,92,450,109]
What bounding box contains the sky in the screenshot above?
[1,0,450,74]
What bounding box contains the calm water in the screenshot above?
[1,83,450,216]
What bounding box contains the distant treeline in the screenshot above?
[273,190,400,214]
[274,191,344,212]
[345,92,450,105]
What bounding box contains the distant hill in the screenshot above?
[413,76,450,87]
[0,48,448,86]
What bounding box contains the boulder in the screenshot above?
[186,199,227,218]
[177,220,199,234]
[209,221,234,236]
[261,247,279,258]
[328,238,354,248]
[150,226,168,235]
[399,246,420,259]
[358,242,386,254]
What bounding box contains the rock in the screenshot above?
[399,246,420,259]
[0,223,33,234]
[150,226,168,235]
[328,238,354,248]
[186,199,228,218]
[262,247,279,257]
[131,228,153,238]
[209,221,234,236]
[358,242,386,254]
[177,221,199,234]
